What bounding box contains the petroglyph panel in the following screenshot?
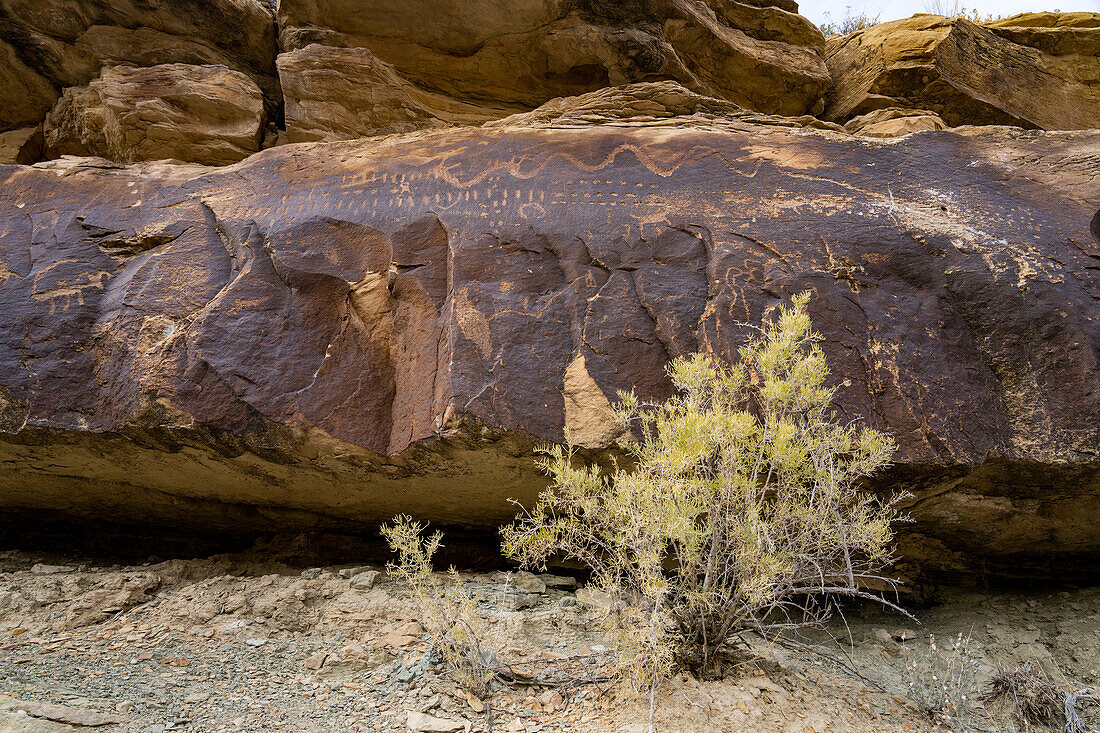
[1,123,1098,569]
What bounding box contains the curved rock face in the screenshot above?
[824,13,1100,129]
[43,64,266,165]
[0,0,279,121]
[277,0,831,120]
[1,119,1097,576]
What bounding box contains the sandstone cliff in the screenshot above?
[1,112,1097,576]
[0,1,1098,579]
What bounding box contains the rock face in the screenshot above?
[824,13,1100,129]
[277,0,831,121]
[0,126,42,165]
[0,39,57,132]
[276,45,454,143]
[1,119,1097,577]
[0,0,279,127]
[483,81,841,131]
[43,64,266,165]
[843,107,947,137]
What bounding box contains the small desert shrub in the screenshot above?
[381,515,498,698]
[904,632,984,730]
[920,0,1002,22]
[819,7,880,36]
[985,661,1099,733]
[985,661,1062,728]
[503,293,908,699]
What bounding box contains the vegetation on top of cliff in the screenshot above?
[818,1,1004,36]
[818,7,880,36]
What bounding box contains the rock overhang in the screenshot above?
[0,120,1097,578]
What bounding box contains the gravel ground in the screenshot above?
[1,547,1097,733]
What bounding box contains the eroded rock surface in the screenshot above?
[824,13,1100,129]
[43,64,266,165]
[0,0,280,127]
[277,45,454,143]
[842,107,948,137]
[1,120,1097,576]
[277,0,831,120]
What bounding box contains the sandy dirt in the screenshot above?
[1,545,1097,733]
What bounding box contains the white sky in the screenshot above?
[797,0,1100,25]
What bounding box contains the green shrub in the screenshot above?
[819,6,879,36]
[503,293,908,700]
[381,515,498,698]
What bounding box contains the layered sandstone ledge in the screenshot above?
[1,117,1098,576]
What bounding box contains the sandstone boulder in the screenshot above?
[986,12,1100,56]
[843,107,948,137]
[277,0,830,118]
[0,0,279,126]
[0,127,42,165]
[43,64,265,165]
[0,119,1097,577]
[276,45,455,143]
[486,81,844,132]
[824,13,1100,129]
[485,80,744,128]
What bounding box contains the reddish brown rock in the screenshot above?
[0,121,1097,577]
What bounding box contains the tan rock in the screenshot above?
[302,651,329,670]
[464,692,485,713]
[0,127,43,165]
[1,701,121,727]
[405,711,468,733]
[986,12,1100,56]
[30,564,74,575]
[44,63,265,165]
[563,354,627,449]
[0,0,278,123]
[843,107,948,137]
[277,0,830,117]
[0,40,57,132]
[824,13,1100,129]
[0,712,83,733]
[487,81,845,133]
[276,45,456,143]
[485,80,745,129]
[378,621,425,648]
[662,0,830,115]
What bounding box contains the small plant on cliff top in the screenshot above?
[502,292,910,714]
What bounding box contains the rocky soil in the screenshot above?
[1,544,1097,733]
